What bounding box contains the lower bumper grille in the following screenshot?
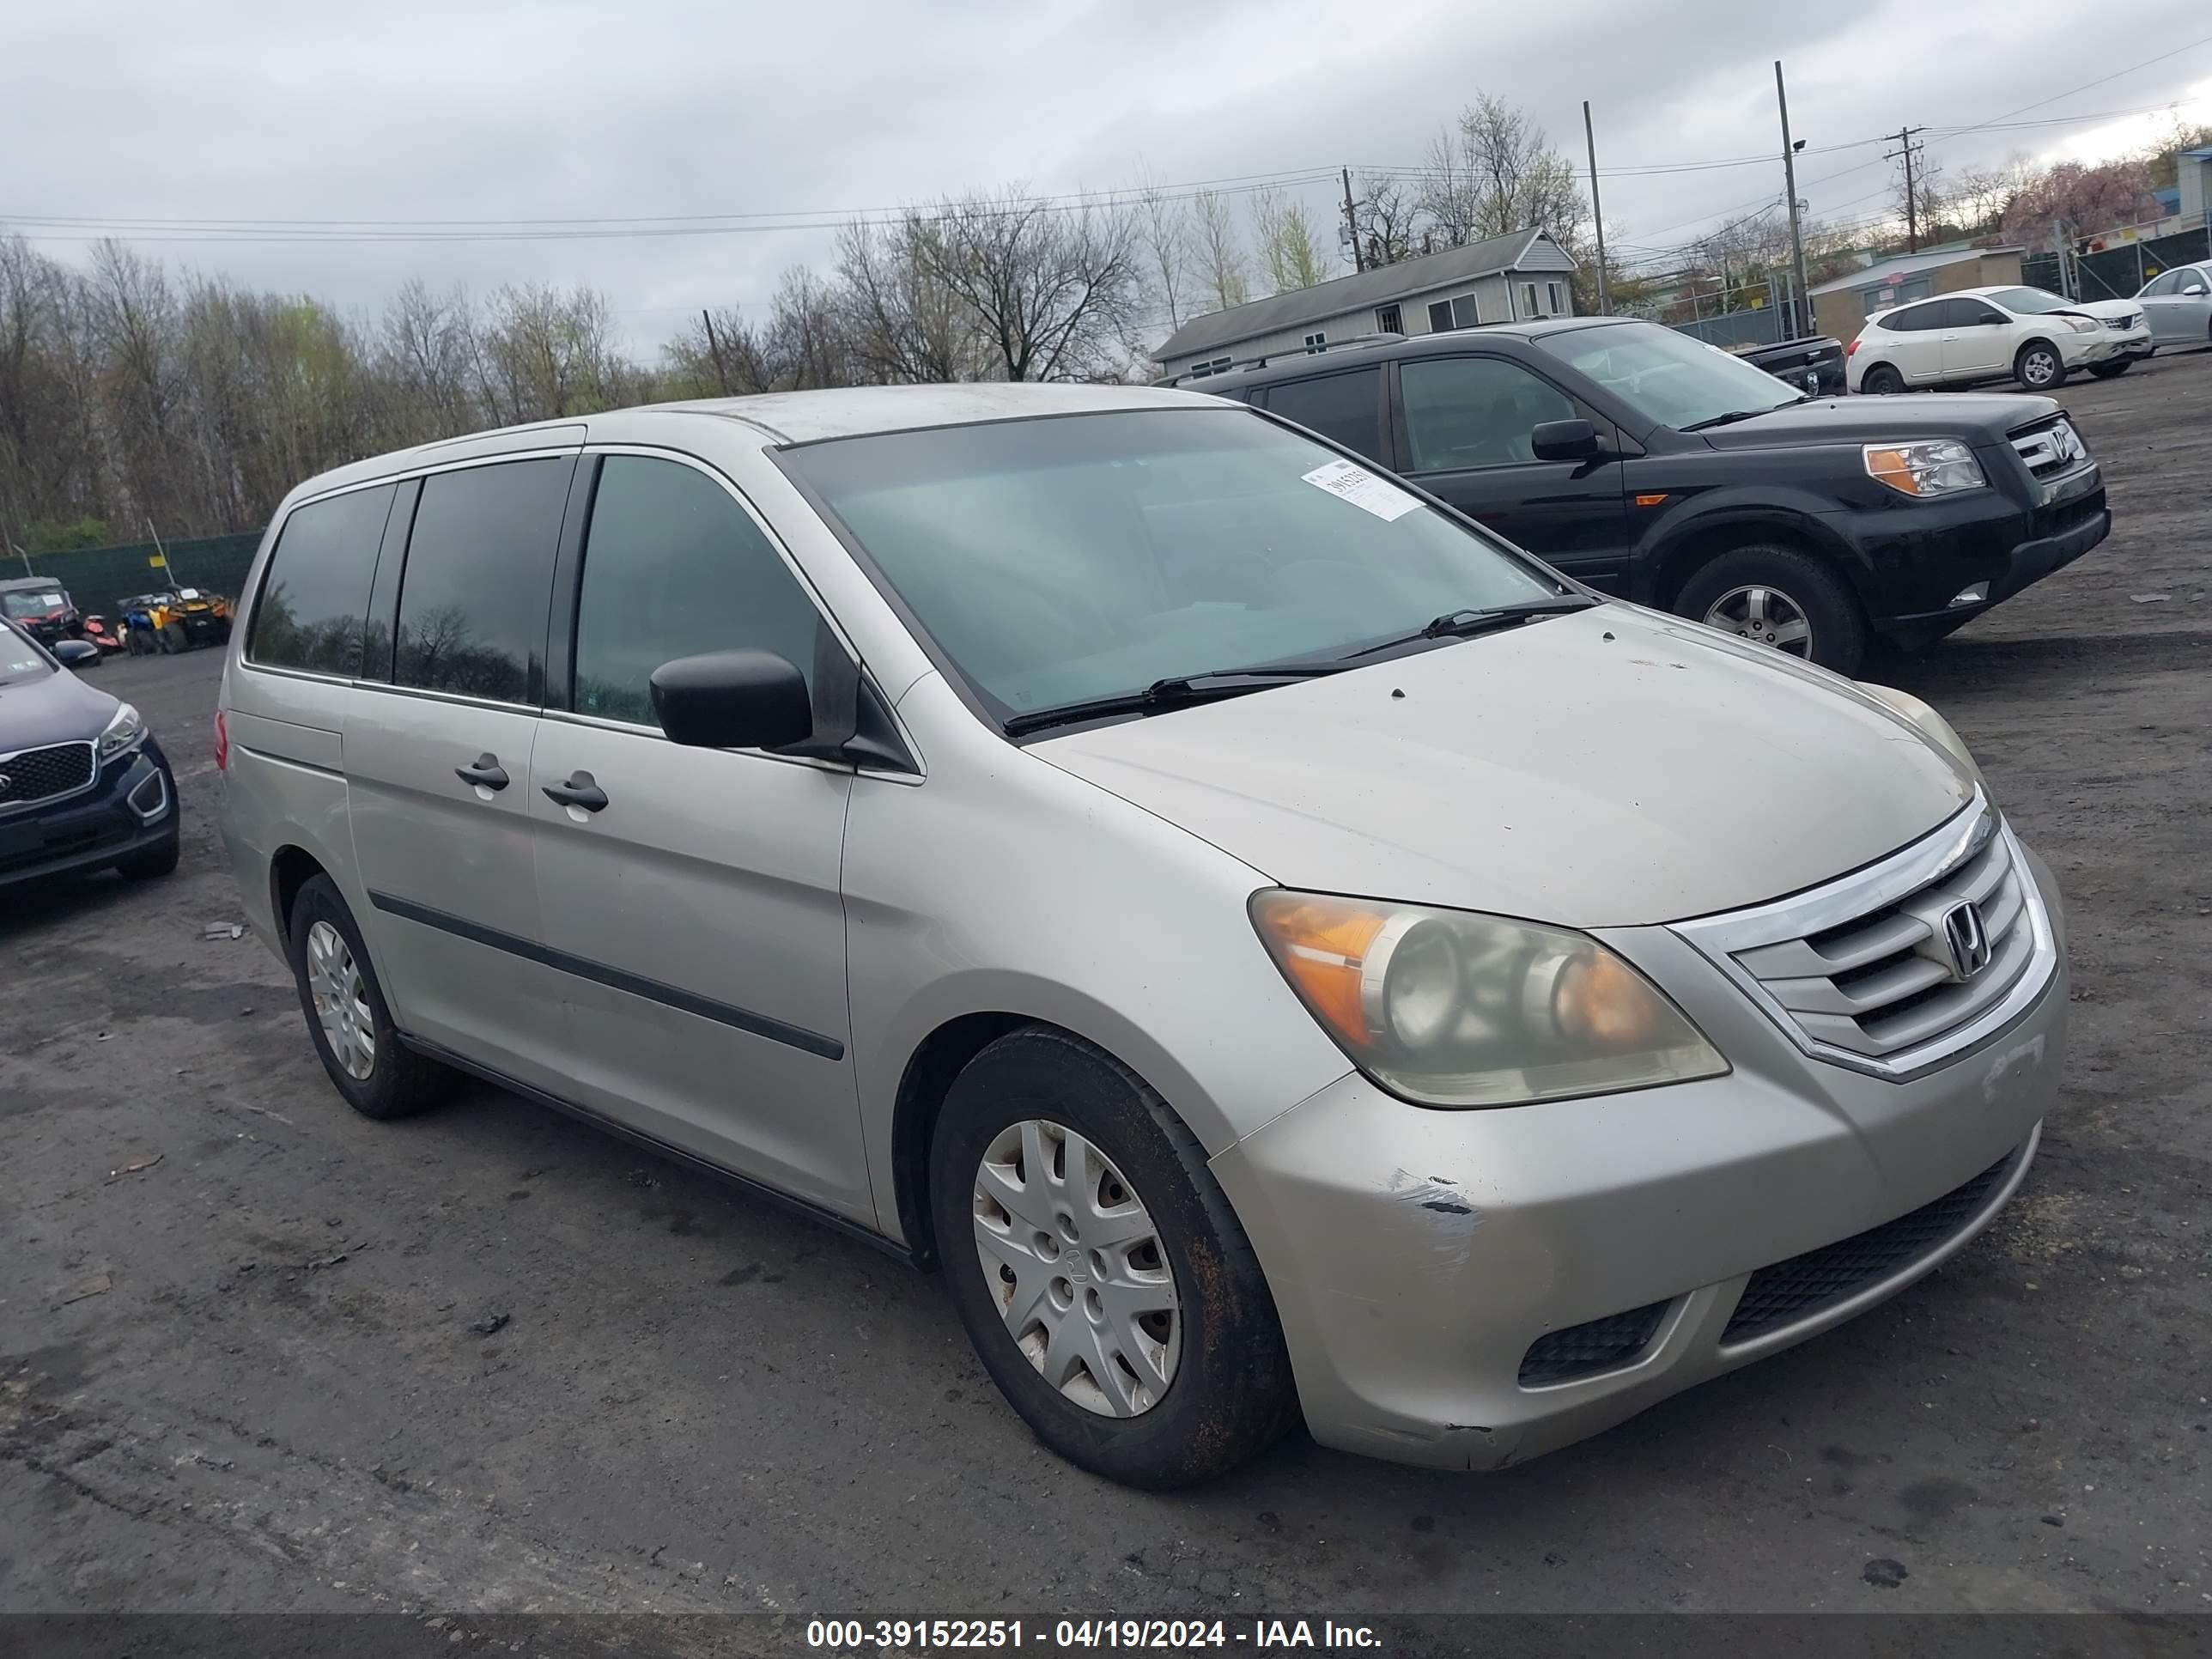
[1519,1299,1670,1387]
[1721,1152,2014,1346]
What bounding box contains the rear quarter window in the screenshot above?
[247,483,398,676]
[1258,367,1386,462]
[394,457,571,704]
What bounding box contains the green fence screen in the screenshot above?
[10,531,265,618]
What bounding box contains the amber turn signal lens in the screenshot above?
[1249,891,1389,1046]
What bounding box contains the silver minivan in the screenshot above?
[217,385,2067,1486]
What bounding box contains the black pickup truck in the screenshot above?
[1736,333,1846,397]
[1188,317,2107,674]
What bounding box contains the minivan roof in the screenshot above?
[283,382,1218,505]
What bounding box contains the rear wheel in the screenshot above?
[161,622,189,653]
[1675,544,1869,676]
[1860,362,1905,395]
[285,873,455,1120]
[2014,339,2067,391]
[929,1027,1297,1488]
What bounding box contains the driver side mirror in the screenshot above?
[53,639,99,666]
[650,649,814,750]
[1530,418,1600,462]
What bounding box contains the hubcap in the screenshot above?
[2023,351,2055,386]
[1702,584,1814,656]
[970,1120,1181,1418]
[307,920,376,1080]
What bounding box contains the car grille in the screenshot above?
[2102,313,2141,331]
[1519,1300,1671,1387]
[1721,1150,2017,1345]
[2008,416,2088,477]
[0,740,96,810]
[1672,802,2057,1079]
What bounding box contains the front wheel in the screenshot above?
[1860,362,1905,395]
[2087,360,2131,380]
[929,1028,1298,1488]
[1675,544,1869,676]
[2014,340,2068,391]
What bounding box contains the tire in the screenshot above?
[115,828,179,880]
[929,1026,1298,1488]
[2014,339,2067,392]
[2087,360,2130,379]
[1674,544,1869,677]
[285,873,455,1120]
[1860,362,1905,395]
[161,622,189,653]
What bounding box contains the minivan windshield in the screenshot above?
[1534,320,1804,432]
[780,407,1566,721]
[0,622,53,685]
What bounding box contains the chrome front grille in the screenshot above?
[2008,418,2087,477]
[2102,313,2141,331]
[1673,800,2057,1079]
[0,740,96,811]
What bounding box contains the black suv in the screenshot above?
[1192,317,2109,674]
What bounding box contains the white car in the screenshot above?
[2134,261,2212,349]
[1847,285,2148,394]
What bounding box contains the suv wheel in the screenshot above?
[1860,363,1905,395]
[285,874,455,1119]
[1676,545,1868,676]
[929,1027,1297,1488]
[2014,340,2067,391]
[2087,359,2131,380]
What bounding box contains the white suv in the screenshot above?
[1848,285,2149,394]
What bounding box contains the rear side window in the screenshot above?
[1881,304,1937,332]
[2139,270,2180,297]
[247,483,396,676]
[1261,368,1385,461]
[395,458,570,703]
[1942,299,2008,327]
[571,455,823,729]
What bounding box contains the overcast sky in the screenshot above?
[5,0,2208,353]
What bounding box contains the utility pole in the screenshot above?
[2051,221,2071,298]
[1776,61,1811,338]
[1341,167,1364,272]
[1583,101,1611,314]
[1886,126,1928,252]
[701,307,732,395]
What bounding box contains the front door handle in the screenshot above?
[542,770,609,812]
[455,754,509,790]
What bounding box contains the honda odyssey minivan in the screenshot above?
[218,385,2067,1486]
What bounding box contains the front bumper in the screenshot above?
[1212,842,2068,1472]
[0,741,178,889]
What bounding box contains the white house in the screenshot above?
[1152,228,1579,381]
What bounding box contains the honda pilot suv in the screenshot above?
[1191,318,2108,674]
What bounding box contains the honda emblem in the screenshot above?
[1941,901,1993,981]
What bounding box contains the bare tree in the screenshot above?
[908,189,1146,381]
[1135,182,1192,331]
[1249,189,1332,294]
[1189,190,1250,312]
[1346,173,1422,269]
[1420,96,1587,246]
[837,217,983,383]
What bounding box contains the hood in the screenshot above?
[0,661,118,751]
[1036,605,1974,929]
[1698,392,2058,450]
[2069,298,2142,324]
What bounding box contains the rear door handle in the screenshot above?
[455,754,509,790]
[543,770,609,812]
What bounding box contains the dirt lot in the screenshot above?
[3,355,2209,1625]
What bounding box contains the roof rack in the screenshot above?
[1154,331,1407,388]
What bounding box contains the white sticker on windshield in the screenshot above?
[1300,459,1421,522]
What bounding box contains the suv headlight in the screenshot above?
[1855,684,1984,790]
[1864,440,1986,498]
[2063,314,2101,334]
[1250,890,1728,1109]
[97,701,147,762]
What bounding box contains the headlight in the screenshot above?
[1249,890,1728,1109]
[2063,315,2101,335]
[97,701,146,762]
[1863,440,1987,498]
[1854,683,1984,790]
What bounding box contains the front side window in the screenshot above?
[572,455,823,728]
[1942,299,2007,327]
[1400,356,1577,473]
[1261,367,1385,459]
[779,408,1561,721]
[394,457,570,702]
[2139,270,2180,298]
[1536,320,1802,431]
[248,483,395,676]
[1984,288,2073,315]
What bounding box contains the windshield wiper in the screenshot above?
[1002,664,1341,738]
[1337,594,1601,662]
[1681,398,1806,432]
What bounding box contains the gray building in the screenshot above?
[1152,228,1578,381]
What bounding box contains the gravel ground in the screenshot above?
[3,353,2208,1622]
